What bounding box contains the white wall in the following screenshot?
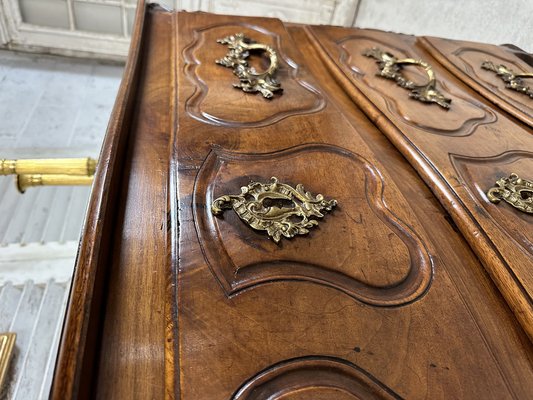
[355,0,533,52]
[0,0,531,65]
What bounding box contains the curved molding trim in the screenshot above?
[450,150,533,256]
[336,35,497,137]
[232,356,402,400]
[183,22,326,127]
[193,143,433,307]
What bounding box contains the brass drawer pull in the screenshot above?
[481,61,533,98]
[487,173,533,214]
[216,33,282,99]
[212,177,337,243]
[363,47,451,109]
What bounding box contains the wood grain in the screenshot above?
[307,24,533,341]
[50,1,148,398]
[53,8,533,399]
[51,3,173,399]
[171,12,533,399]
[421,36,533,127]
[92,7,173,399]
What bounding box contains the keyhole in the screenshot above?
[263,198,294,209]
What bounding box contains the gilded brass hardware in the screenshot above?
[0,157,96,193]
[212,177,337,243]
[0,332,16,391]
[487,173,533,214]
[16,174,94,193]
[481,61,533,98]
[363,47,451,109]
[216,33,282,99]
[0,157,96,176]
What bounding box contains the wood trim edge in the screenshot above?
[166,9,179,400]
[50,1,148,398]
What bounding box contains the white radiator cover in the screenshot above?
[0,279,71,399]
[0,51,119,398]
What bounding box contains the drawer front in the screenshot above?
[51,8,533,399]
[422,37,533,126]
[179,13,325,129]
[308,25,533,340]
[171,12,533,400]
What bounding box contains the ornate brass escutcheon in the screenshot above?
[481,61,533,98]
[487,173,533,214]
[363,47,451,109]
[211,177,337,242]
[216,33,282,98]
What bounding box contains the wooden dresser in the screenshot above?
[50,2,533,399]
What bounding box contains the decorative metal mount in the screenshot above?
[216,33,282,99]
[481,61,533,98]
[487,173,533,214]
[363,47,451,109]
[212,177,337,243]
[0,332,16,391]
[0,157,96,193]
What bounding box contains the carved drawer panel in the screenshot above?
[193,144,432,306]
[309,25,533,339]
[451,151,533,253]
[422,37,533,127]
[309,28,496,137]
[171,14,533,399]
[179,13,325,128]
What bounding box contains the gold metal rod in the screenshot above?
[0,332,16,391]
[0,157,97,176]
[17,174,94,193]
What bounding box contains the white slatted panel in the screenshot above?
[0,51,121,398]
[0,280,70,400]
[0,177,90,246]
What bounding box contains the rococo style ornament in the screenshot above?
[216,33,282,98]
[487,173,533,214]
[363,47,451,109]
[211,177,337,242]
[481,61,533,98]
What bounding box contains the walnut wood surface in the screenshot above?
[308,25,533,341]
[52,7,533,400]
[421,36,533,127]
[172,12,532,399]
[50,1,149,398]
[51,3,174,399]
[92,7,173,399]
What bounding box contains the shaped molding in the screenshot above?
[193,143,433,306]
[335,34,496,136]
[183,22,326,127]
[452,46,533,119]
[451,150,533,256]
[232,356,401,399]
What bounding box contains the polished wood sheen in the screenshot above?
[51,3,173,399]
[421,36,533,127]
[51,4,533,399]
[308,25,533,340]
